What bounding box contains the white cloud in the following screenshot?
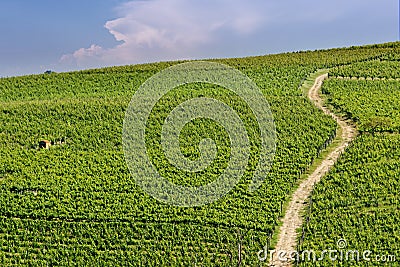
[60,0,269,68]
[58,0,383,70]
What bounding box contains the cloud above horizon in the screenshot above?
[60,0,269,68]
[59,0,396,69]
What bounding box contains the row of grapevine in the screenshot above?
[298,133,400,267]
[0,42,399,265]
[297,58,400,266]
[1,42,399,102]
[329,60,400,79]
[322,78,400,132]
[0,88,337,265]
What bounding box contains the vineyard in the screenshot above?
[322,79,400,132]
[297,57,400,266]
[298,133,400,266]
[0,42,399,265]
[329,60,400,79]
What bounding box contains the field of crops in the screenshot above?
[322,79,400,132]
[297,58,400,266]
[0,43,399,265]
[298,133,400,266]
[329,60,400,79]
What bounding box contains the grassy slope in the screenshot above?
[298,56,400,266]
[0,42,399,266]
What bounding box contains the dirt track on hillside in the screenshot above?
[269,74,357,266]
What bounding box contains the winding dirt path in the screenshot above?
[269,74,357,266]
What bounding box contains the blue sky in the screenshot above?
[0,0,398,77]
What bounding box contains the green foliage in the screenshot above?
[298,134,400,266]
[329,60,400,79]
[322,78,400,132]
[299,56,400,266]
[0,42,399,265]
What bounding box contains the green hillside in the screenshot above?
[298,48,400,266]
[0,43,399,266]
